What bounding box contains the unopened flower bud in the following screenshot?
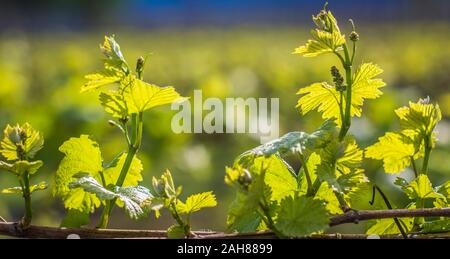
[238,169,252,187]
[419,96,430,104]
[136,56,145,75]
[330,66,345,91]
[349,31,359,42]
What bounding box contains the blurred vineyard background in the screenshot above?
[0,0,449,234]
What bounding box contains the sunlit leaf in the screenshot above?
[0,123,44,161]
[365,132,419,174]
[69,174,152,220]
[294,29,345,57]
[238,120,336,159]
[395,99,442,136]
[350,63,386,117]
[123,77,187,114]
[103,153,143,187]
[402,175,445,200]
[0,160,43,176]
[53,135,103,213]
[1,181,47,194]
[296,63,385,124]
[367,218,413,235]
[177,191,217,214]
[99,91,129,118]
[296,82,342,122]
[81,70,122,93]
[275,195,329,237]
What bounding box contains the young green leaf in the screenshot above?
[0,123,44,161]
[2,182,47,194]
[82,70,122,93]
[275,195,329,237]
[177,191,217,214]
[99,91,129,118]
[293,9,345,57]
[365,132,419,174]
[395,99,442,136]
[350,63,386,117]
[103,153,143,187]
[69,174,152,220]
[402,175,445,201]
[237,120,336,161]
[293,29,345,57]
[53,135,103,213]
[296,63,385,124]
[296,82,342,122]
[367,218,413,235]
[314,182,343,215]
[100,35,128,69]
[0,160,43,176]
[123,76,187,114]
[250,155,297,202]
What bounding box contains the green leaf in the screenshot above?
[297,82,342,123]
[296,63,385,124]
[81,70,122,93]
[100,35,127,66]
[314,182,343,215]
[167,224,187,239]
[1,181,47,194]
[367,218,413,235]
[227,192,264,233]
[293,29,345,57]
[99,91,129,118]
[53,135,103,213]
[0,160,43,176]
[251,155,297,203]
[103,153,143,187]
[402,175,445,200]
[123,77,187,114]
[350,63,386,117]
[365,132,419,174]
[395,99,442,136]
[436,181,450,199]
[177,191,217,214]
[275,195,329,237]
[238,120,335,160]
[0,123,44,161]
[60,209,90,228]
[30,181,47,193]
[226,168,267,233]
[316,136,367,194]
[141,197,165,219]
[347,182,387,211]
[69,175,152,220]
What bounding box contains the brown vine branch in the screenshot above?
[0,207,449,239]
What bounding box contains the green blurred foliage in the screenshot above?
[0,24,449,231]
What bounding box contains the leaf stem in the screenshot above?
[410,156,418,178]
[170,202,191,237]
[21,171,32,228]
[258,199,285,238]
[421,135,432,174]
[97,112,144,228]
[338,44,353,141]
[298,153,314,196]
